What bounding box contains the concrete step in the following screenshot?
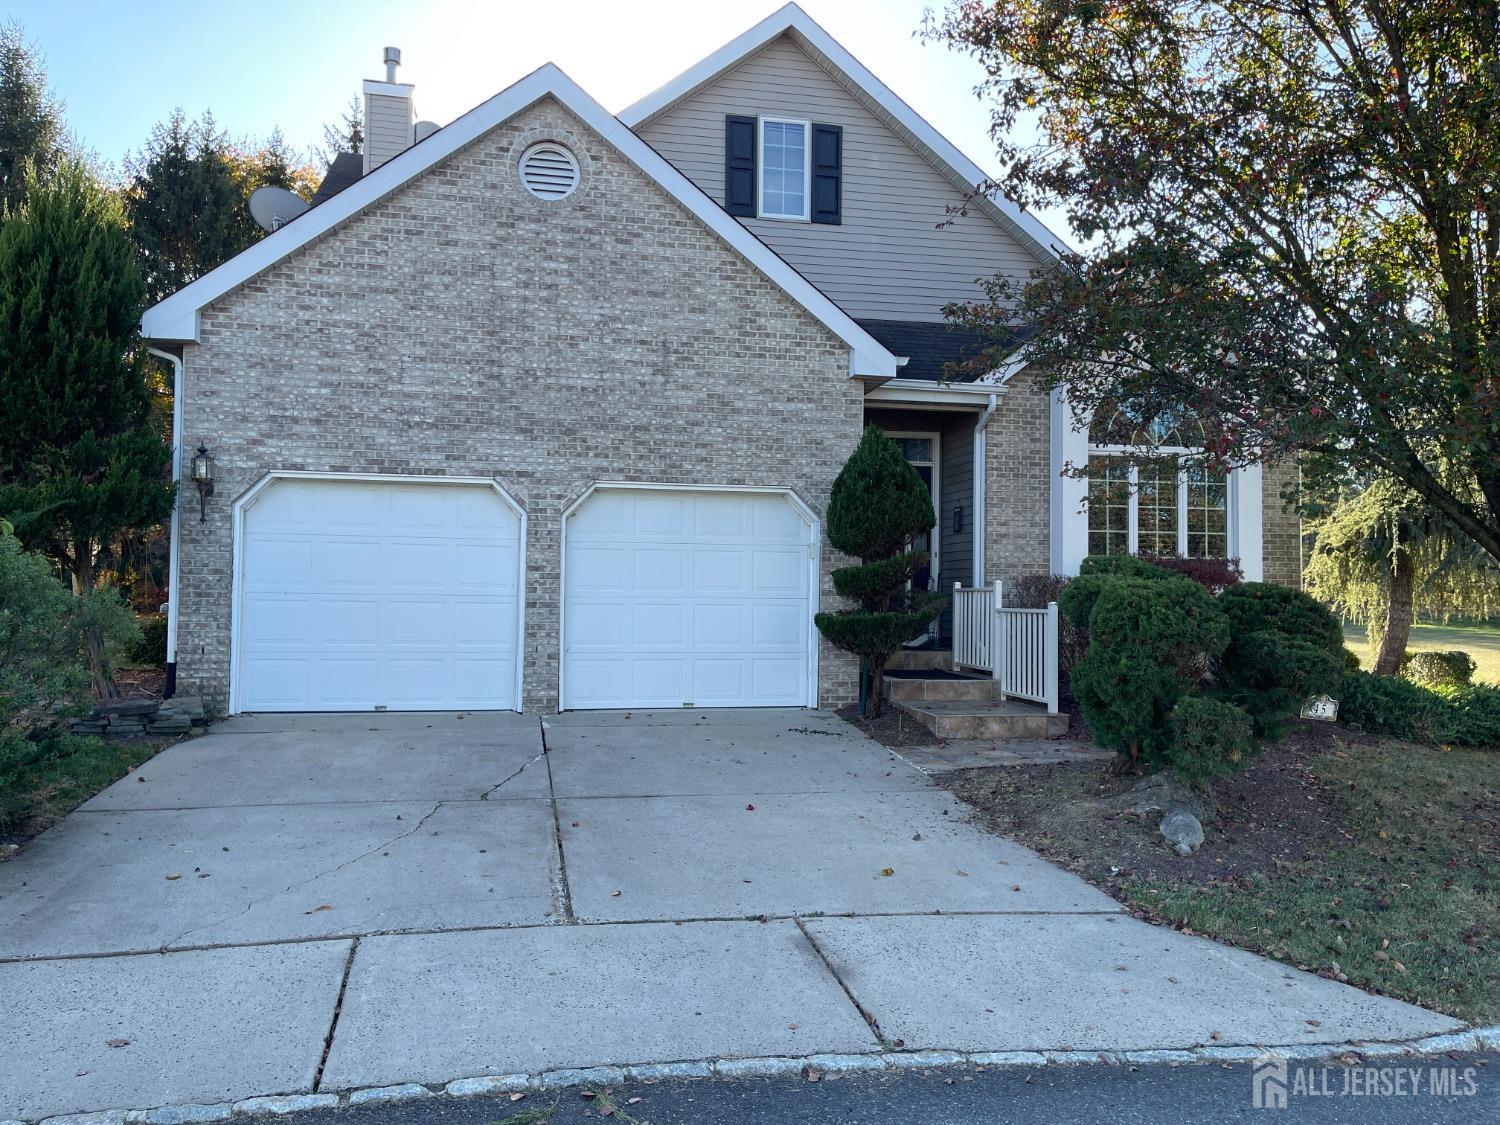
[886,649,954,672]
[892,699,1071,741]
[883,675,1000,703]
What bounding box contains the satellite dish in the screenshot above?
[249,186,311,233]
[414,120,440,142]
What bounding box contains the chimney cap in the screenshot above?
[383,46,401,82]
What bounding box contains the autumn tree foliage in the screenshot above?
[931,0,1500,564]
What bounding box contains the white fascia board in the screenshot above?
[140,63,898,377]
[362,79,414,96]
[619,2,1069,265]
[864,378,1007,408]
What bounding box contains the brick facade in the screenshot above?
[1261,457,1303,588]
[175,98,863,714]
[983,370,1052,583]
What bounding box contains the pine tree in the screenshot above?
[0,160,174,693]
[314,94,364,166]
[814,427,946,716]
[0,21,64,217]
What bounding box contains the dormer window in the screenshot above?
[758,118,810,220]
[724,115,842,224]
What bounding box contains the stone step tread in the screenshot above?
[899,700,1058,718]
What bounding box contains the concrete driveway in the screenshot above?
[0,709,1461,1121]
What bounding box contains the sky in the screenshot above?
[7,0,1071,241]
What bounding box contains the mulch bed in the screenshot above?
[944,719,1363,890]
[836,704,938,747]
[110,666,165,702]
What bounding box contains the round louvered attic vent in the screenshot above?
[519,142,580,200]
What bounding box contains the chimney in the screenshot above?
[363,46,415,174]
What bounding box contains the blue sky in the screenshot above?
[8,0,1070,239]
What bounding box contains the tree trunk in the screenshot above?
[72,538,119,700]
[1372,544,1415,676]
[865,655,889,718]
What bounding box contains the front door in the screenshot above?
[890,433,940,644]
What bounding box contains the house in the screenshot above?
[140,4,1301,717]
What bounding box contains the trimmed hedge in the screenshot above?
[1141,555,1244,593]
[1166,695,1256,784]
[1401,649,1477,689]
[1218,582,1346,657]
[1068,575,1229,766]
[1338,670,1500,747]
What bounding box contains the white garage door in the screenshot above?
[562,488,815,709]
[236,478,522,712]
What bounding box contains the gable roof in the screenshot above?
[855,319,1032,382]
[140,64,898,379]
[620,3,1067,268]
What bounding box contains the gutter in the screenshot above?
[147,347,183,698]
[972,392,998,584]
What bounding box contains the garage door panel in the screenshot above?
[237,479,521,712]
[752,549,806,593]
[752,659,803,702]
[563,489,813,710]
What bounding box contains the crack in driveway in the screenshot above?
[480,751,545,800]
[161,801,447,950]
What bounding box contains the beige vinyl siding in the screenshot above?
[364,93,412,170]
[637,36,1039,322]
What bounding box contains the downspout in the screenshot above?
[147,347,183,698]
[971,392,997,585]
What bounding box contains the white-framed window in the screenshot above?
[1086,409,1231,559]
[758,117,810,221]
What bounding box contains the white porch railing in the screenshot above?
[951,580,1060,714]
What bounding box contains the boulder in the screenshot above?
[1160,809,1205,856]
[1111,772,1219,825]
[98,699,159,717]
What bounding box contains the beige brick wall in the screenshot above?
[983,369,1052,582]
[1261,457,1303,588]
[175,98,864,714]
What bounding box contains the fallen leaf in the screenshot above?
[805,1067,824,1081]
[1210,1030,1223,1041]
[955,869,969,877]
[610,890,622,897]
[165,874,181,881]
[1011,885,1021,892]
[510,1092,526,1102]
[107,1039,129,1048]
[306,904,333,914]
[746,804,756,811]
[628,1097,642,1105]
[880,867,895,877]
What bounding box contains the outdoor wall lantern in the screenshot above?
[191,445,215,522]
[952,503,964,535]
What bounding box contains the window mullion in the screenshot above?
[1127,464,1139,555]
[1178,460,1189,557]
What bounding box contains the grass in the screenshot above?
[1344,621,1500,685]
[1124,741,1500,1023]
[0,733,171,841]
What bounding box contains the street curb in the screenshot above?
[28,1024,1500,1124]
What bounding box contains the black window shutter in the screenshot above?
[811,123,842,224]
[724,115,757,216]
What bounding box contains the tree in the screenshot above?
[314,94,364,167]
[0,21,64,216]
[0,161,173,694]
[123,113,316,305]
[814,427,945,717]
[930,0,1500,565]
[1304,475,1500,674]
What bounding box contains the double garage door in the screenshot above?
[234,479,814,712]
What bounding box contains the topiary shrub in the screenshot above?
[1401,650,1477,689]
[1218,582,1346,657]
[1165,695,1256,784]
[1078,554,1176,581]
[814,426,945,716]
[1215,583,1345,738]
[1069,575,1229,768]
[1437,684,1500,747]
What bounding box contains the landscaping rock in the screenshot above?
[99,699,160,717]
[1113,772,1219,824]
[1160,809,1205,856]
[168,695,206,721]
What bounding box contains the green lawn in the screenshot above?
[1344,621,1500,685]
[1129,741,1499,1023]
[1,734,171,840]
